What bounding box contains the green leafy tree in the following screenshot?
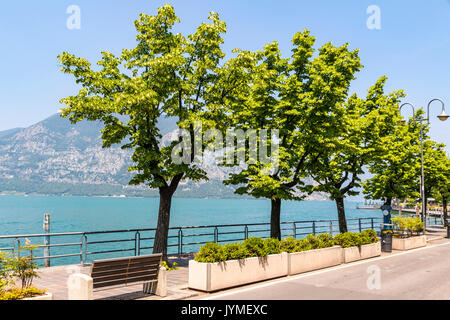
[308,77,405,232]
[58,5,251,258]
[363,111,423,206]
[223,31,362,239]
[433,166,449,226]
[422,140,449,221]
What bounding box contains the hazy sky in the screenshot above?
[1,0,449,150]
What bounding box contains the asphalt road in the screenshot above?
[199,240,450,300]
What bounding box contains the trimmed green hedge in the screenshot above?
[194,230,379,263]
[333,229,378,248]
[392,217,424,237]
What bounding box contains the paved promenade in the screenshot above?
[31,228,448,300]
[198,231,450,300]
[32,253,199,300]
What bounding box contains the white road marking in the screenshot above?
[198,240,450,300]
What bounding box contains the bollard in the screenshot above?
[67,273,93,300]
[43,213,50,267]
[143,267,167,297]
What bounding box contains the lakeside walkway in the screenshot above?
[32,253,200,300]
[32,227,448,300]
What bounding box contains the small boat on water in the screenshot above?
[357,200,381,210]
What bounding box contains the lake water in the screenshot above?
[0,195,382,266]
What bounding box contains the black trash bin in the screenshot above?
[381,230,392,252]
[447,225,450,239]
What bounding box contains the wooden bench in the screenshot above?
[67,253,167,300]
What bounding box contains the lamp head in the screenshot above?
[437,109,449,121]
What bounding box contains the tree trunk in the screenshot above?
[385,197,392,206]
[335,197,348,233]
[152,187,174,261]
[443,197,448,227]
[270,198,281,240]
[423,196,428,223]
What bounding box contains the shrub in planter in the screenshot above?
[242,237,266,258]
[263,238,281,255]
[316,233,335,248]
[194,242,225,263]
[0,287,46,300]
[333,232,362,248]
[281,233,335,253]
[194,233,336,264]
[222,243,249,261]
[360,229,378,245]
[335,230,380,263]
[392,217,424,237]
[280,236,299,253]
[0,239,46,300]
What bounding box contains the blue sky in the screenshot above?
[0,0,449,150]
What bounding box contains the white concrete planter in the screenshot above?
[342,242,381,263]
[392,235,427,251]
[22,292,53,300]
[288,246,343,275]
[189,253,288,292]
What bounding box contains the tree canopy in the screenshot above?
[58,4,253,257]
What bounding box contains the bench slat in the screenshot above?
[90,254,162,290]
[91,262,160,278]
[93,270,158,284]
[93,274,159,289]
[92,259,161,271]
[92,255,161,268]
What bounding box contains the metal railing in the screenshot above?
[0,217,382,267]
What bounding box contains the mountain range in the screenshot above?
[0,114,329,200]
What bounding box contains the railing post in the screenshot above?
[214,227,219,243]
[135,231,140,256]
[312,221,316,235]
[83,234,88,265]
[359,218,362,233]
[43,213,50,267]
[80,234,84,265]
[16,238,21,258]
[244,225,249,240]
[329,220,333,235]
[178,229,183,255]
[292,222,296,238]
[371,218,374,230]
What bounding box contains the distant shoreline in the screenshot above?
[0,192,373,204]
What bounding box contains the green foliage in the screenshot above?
[333,229,379,248]
[392,217,423,237]
[307,77,405,233]
[262,238,281,255]
[242,237,267,258]
[362,110,423,204]
[359,229,378,245]
[294,233,335,252]
[222,243,249,261]
[0,252,14,292]
[280,234,335,253]
[10,240,40,289]
[194,242,224,263]
[58,4,252,255]
[0,287,45,300]
[195,230,379,263]
[333,232,363,248]
[279,236,299,253]
[0,240,41,299]
[160,261,178,271]
[316,233,335,248]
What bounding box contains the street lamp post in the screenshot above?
[399,98,448,231]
